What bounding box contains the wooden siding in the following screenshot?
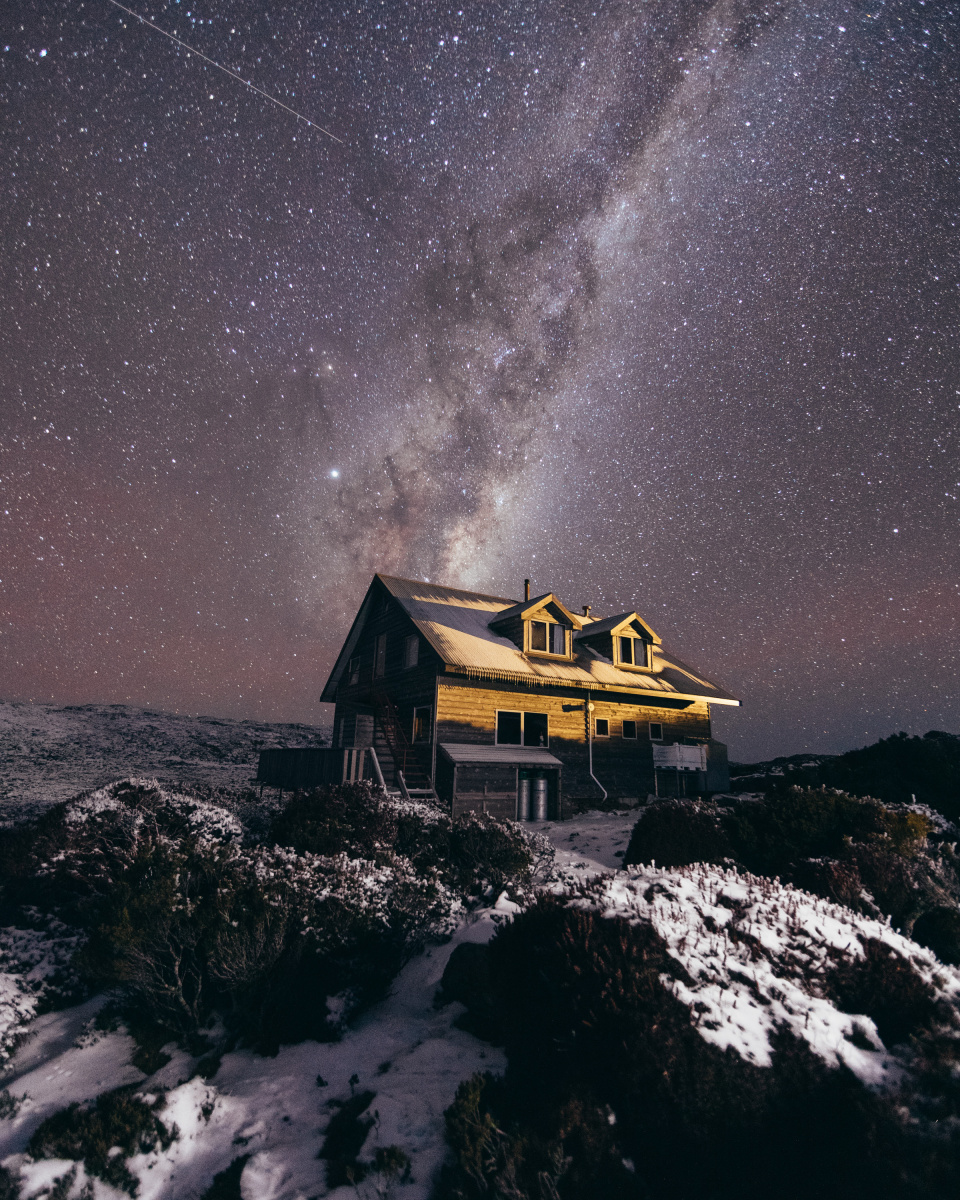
[436,677,712,802]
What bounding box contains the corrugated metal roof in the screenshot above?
[439,742,562,767]
[377,575,739,705]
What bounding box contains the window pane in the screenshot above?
[619,636,633,664]
[530,621,547,651]
[404,635,419,669]
[497,711,522,745]
[595,718,609,737]
[524,712,549,747]
[649,722,663,741]
[413,706,431,743]
[550,624,565,654]
[622,721,637,739]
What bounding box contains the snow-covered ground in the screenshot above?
[0,900,513,1200]
[0,702,329,823]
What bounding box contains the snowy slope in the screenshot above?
[0,701,329,823]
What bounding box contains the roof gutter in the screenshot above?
[442,664,739,705]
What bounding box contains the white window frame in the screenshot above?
[594,717,610,738]
[617,635,651,669]
[525,619,569,658]
[649,722,663,741]
[495,709,549,748]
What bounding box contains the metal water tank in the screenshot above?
[532,776,549,821]
[517,777,531,822]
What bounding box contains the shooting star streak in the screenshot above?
[105,0,345,144]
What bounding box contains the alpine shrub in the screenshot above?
[27,1087,177,1196]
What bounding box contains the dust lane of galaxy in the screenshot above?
[1,0,958,759]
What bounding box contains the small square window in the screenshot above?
[622,720,637,739]
[496,710,523,745]
[649,722,663,741]
[595,718,609,737]
[403,634,419,669]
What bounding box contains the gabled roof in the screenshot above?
[576,611,661,645]
[489,593,583,630]
[322,574,739,706]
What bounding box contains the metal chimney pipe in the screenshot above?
[582,605,591,617]
[524,579,530,601]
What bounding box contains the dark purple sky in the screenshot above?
[2,0,958,760]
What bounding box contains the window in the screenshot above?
[649,722,663,741]
[496,710,522,745]
[595,718,609,737]
[412,706,432,743]
[348,656,360,686]
[374,633,387,677]
[619,636,650,668]
[529,620,567,655]
[403,634,419,669]
[622,720,637,739]
[496,710,549,747]
[525,712,549,747]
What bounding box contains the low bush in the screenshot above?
[439,889,960,1200]
[27,1087,177,1196]
[624,789,959,934]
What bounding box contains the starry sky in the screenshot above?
[2,0,958,761]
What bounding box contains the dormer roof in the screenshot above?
[576,611,661,645]
[488,592,583,631]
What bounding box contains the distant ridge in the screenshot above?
[0,701,329,822]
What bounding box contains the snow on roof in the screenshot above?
[378,575,738,704]
[439,743,562,767]
[571,862,960,1083]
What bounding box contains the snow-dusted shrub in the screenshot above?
[271,783,535,899]
[27,1086,177,1196]
[625,788,960,933]
[441,865,960,1200]
[80,834,460,1047]
[0,779,243,923]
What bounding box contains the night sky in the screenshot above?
[2,0,958,760]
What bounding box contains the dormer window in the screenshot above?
[618,636,651,669]
[530,620,567,656]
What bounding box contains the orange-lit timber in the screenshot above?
[299,574,740,818]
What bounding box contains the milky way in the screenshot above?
[2,0,958,758]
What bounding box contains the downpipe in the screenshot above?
[587,701,608,803]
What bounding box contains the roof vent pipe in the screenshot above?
[582,605,591,617]
[524,579,530,601]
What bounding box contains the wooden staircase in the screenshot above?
[370,691,437,802]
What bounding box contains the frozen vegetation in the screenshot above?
[0,709,959,1197]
